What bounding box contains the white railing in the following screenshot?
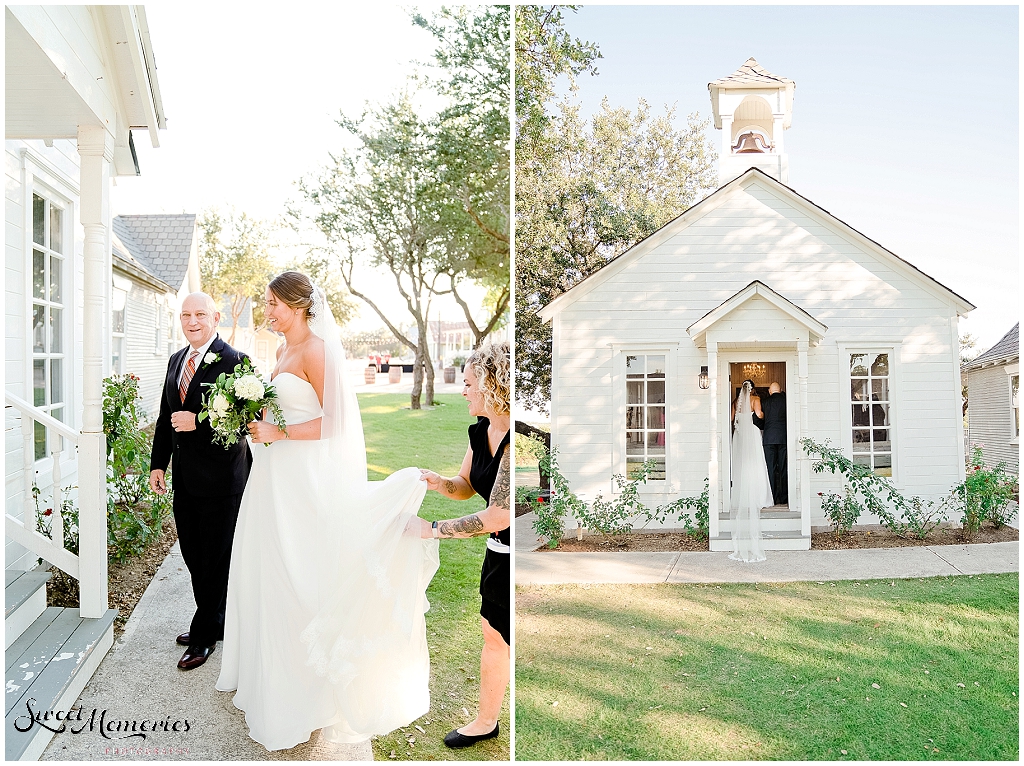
[5,392,94,592]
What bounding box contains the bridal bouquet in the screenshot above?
[197,360,286,448]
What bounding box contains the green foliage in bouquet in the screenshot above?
[197,359,286,448]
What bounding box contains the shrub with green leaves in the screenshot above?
[655,477,710,540]
[534,447,580,548]
[575,462,655,541]
[947,445,1017,538]
[801,437,947,540]
[103,374,173,563]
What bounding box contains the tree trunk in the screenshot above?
[410,349,424,410]
[423,334,435,406]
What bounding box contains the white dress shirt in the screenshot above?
[177,333,220,388]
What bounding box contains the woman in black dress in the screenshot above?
[416,341,510,748]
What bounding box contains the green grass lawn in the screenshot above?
[360,394,509,761]
[516,575,1018,761]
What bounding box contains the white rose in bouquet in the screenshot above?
[211,393,230,418]
[234,374,266,401]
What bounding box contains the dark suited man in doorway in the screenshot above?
[150,292,251,670]
[753,381,788,505]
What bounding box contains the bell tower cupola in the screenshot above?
[709,58,795,186]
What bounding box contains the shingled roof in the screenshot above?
[964,323,1019,370]
[709,57,795,89]
[112,214,196,292]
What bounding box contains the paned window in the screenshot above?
[625,354,666,480]
[111,285,127,375]
[850,352,891,476]
[31,193,66,460]
[1010,374,1019,440]
[167,310,177,356]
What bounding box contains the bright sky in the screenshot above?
[556,3,1019,351]
[113,2,488,333]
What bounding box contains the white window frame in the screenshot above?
[611,342,678,493]
[28,186,70,462]
[838,345,901,482]
[167,307,178,357]
[154,302,163,355]
[1006,363,1019,444]
[111,275,130,376]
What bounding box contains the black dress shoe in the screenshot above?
[176,632,190,646]
[177,644,215,670]
[443,723,499,748]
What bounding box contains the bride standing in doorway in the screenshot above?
[730,380,773,562]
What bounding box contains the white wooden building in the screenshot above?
[964,324,1019,474]
[5,6,166,758]
[112,214,201,418]
[539,59,974,551]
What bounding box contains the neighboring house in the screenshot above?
[964,324,1019,473]
[539,59,974,551]
[215,295,283,377]
[5,6,166,758]
[111,214,201,419]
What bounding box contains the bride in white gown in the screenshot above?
[729,380,773,563]
[215,272,439,751]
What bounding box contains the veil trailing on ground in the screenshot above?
[729,381,771,563]
[300,281,439,743]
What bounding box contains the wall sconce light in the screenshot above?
[698,365,709,390]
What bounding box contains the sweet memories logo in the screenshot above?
[14,698,191,740]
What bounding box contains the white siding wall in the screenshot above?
[967,364,1019,473]
[5,139,83,570]
[552,180,965,526]
[119,275,176,422]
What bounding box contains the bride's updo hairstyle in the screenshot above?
[466,340,510,417]
[268,271,316,319]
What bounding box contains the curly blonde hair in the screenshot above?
[466,341,510,417]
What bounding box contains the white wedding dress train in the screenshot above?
[215,372,439,750]
[729,384,773,563]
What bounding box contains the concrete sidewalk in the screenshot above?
[41,543,372,761]
[515,513,1019,585]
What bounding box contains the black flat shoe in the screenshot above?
[443,723,499,748]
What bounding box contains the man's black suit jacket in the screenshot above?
[753,391,787,445]
[151,335,252,498]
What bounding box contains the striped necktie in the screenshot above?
[179,350,200,403]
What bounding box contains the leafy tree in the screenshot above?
[296,97,449,409]
[197,209,275,345]
[516,93,718,411]
[413,5,511,346]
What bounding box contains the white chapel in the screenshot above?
[539,58,974,550]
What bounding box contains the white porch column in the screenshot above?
[77,125,112,618]
[707,342,720,540]
[798,339,811,537]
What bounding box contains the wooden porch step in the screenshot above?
[5,571,50,650]
[4,607,117,761]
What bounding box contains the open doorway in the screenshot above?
[729,361,788,508]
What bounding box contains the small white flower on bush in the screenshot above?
[211,393,230,418]
[234,374,265,401]
[204,352,218,365]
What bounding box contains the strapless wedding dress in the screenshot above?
[215,372,439,750]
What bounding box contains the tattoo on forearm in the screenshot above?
[438,515,486,538]
[444,479,457,496]
[489,445,510,512]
